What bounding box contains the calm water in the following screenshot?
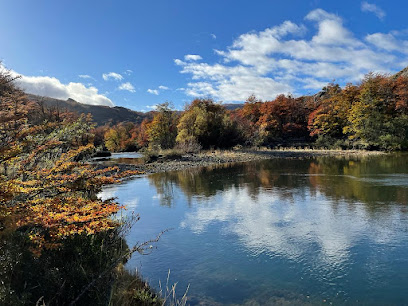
[92,152,144,164]
[99,154,408,305]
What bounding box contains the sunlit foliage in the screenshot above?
[104,122,139,152]
[0,66,139,254]
[146,102,178,149]
[176,98,240,148]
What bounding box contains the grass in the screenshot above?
[109,266,188,306]
[109,265,160,306]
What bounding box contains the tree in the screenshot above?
[308,84,358,141]
[345,74,399,149]
[146,102,178,149]
[256,95,308,145]
[136,118,151,148]
[104,122,139,152]
[176,98,239,148]
[235,95,264,146]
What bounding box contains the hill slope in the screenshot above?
[27,94,152,126]
[27,94,245,126]
[395,66,408,78]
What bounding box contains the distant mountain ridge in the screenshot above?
[26,94,245,126]
[27,94,152,126]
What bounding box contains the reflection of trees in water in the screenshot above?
[308,155,408,207]
[148,155,408,210]
[148,160,314,207]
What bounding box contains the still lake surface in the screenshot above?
[100,154,408,305]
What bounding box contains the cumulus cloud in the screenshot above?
[184,54,202,61]
[102,72,123,81]
[211,33,217,40]
[118,82,136,93]
[365,32,408,53]
[158,85,169,90]
[175,9,407,102]
[147,89,159,95]
[361,1,386,20]
[1,65,114,106]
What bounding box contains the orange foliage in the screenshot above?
[1,69,141,254]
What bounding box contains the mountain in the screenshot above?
[27,94,152,126]
[26,94,245,126]
[395,66,408,78]
[223,103,244,110]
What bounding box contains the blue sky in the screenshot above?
[1,0,408,111]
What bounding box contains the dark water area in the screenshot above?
[99,154,408,305]
[92,152,144,165]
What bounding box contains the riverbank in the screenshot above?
[96,149,385,175]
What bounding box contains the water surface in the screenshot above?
[100,154,408,305]
[92,152,144,164]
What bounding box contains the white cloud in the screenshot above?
[1,65,114,106]
[180,185,404,266]
[147,85,170,95]
[102,72,123,81]
[211,33,217,39]
[147,89,159,95]
[365,32,408,53]
[124,69,133,75]
[175,9,407,102]
[118,82,136,93]
[184,54,203,61]
[78,74,92,79]
[361,2,386,20]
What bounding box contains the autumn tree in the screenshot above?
[104,122,139,152]
[146,102,178,149]
[0,66,139,253]
[255,94,308,145]
[176,98,240,149]
[235,95,264,146]
[345,73,408,150]
[308,84,359,144]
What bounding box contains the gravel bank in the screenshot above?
[92,149,384,175]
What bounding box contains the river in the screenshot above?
[99,154,408,305]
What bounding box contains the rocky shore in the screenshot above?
[92,149,384,175]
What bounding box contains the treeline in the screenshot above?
[102,73,408,152]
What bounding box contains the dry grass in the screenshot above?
[158,270,189,306]
[108,267,189,306]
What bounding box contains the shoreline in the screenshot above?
[95,149,386,175]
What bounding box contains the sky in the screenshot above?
[1,0,408,111]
